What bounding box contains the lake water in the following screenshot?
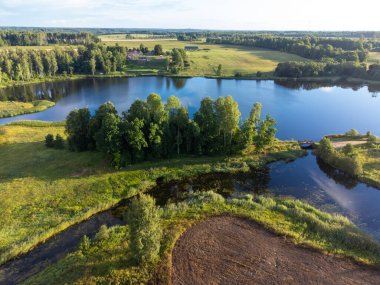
[1,77,380,140]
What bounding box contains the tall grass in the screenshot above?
[24,193,380,285]
[0,100,55,118]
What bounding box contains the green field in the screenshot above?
[369,52,380,64]
[25,192,380,284]
[102,38,309,76]
[0,100,55,118]
[0,121,304,265]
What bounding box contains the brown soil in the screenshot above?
[172,216,380,285]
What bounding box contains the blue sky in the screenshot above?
[0,0,379,30]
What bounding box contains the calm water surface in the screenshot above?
[1,77,380,140]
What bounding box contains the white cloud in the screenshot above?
[0,0,379,30]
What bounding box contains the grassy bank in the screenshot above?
[318,135,380,189]
[0,100,56,118]
[0,74,85,89]
[24,192,380,284]
[0,121,304,265]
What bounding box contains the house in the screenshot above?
[127,50,143,58]
[185,46,199,51]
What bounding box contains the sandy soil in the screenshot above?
[332,140,367,149]
[172,216,380,285]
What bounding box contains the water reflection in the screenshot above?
[274,78,380,93]
[150,152,380,240]
[1,77,380,141]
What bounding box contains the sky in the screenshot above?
[0,0,379,31]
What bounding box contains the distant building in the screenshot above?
[127,51,143,58]
[185,46,199,51]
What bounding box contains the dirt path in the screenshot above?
[172,216,380,285]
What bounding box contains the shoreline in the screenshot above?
[1,73,380,89]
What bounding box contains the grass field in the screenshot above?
[25,192,380,284]
[0,100,55,118]
[101,38,309,76]
[0,121,304,265]
[369,52,380,64]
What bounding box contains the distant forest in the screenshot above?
[1,27,380,39]
[0,31,99,46]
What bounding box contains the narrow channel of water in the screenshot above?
[1,151,380,284]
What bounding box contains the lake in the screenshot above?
[0,77,379,140]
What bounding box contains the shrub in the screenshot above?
[126,194,162,265]
[256,71,263,77]
[345,129,360,137]
[368,135,378,144]
[54,134,65,149]
[45,134,55,148]
[235,71,242,77]
[79,235,91,254]
[341,143,355,157]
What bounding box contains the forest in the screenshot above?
[275,61,380,80]
[60,94,276,166]
[206,35,372,62]
[0,31,99,46]
[0,43,187,83]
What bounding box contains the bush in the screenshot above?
[45,134,55,148]
[126,194,162,265]
[345,129,360,137]
[341,143,355,157]
[54,134,65,149]
[368,135,378,144]
[256,71,262,77]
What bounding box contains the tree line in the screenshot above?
[0,43,188,83]
[0,31,99,46]
[275,61,380,81]
[63,94,277,167]
[206,35,371,62]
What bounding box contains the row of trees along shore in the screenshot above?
[0,43,187,83]
[62,94,277,167]
[0,31,99,46]
[206,35,373,62]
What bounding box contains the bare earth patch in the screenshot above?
[172,216,380,285]
[332,140,367,149]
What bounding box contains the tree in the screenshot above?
[65,108,91,151]
[126,194,162,265]
[216,64,222,76]
[94,113,121,164]
[194,97,218,154]
[154,44,163,55]
[45,134,55,148]
[242,102,262,148]
[89,56,96,75]
[255,115,277,150]
[147,93,167,125]
[223,96,241,148]
[54,134,65,149]
[120,118,147,163]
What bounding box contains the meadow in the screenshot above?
[0,121,304,265]
[369,52,380,64]
[101,37,309,76]
[24,192,380,284]
[0,100,55,118]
